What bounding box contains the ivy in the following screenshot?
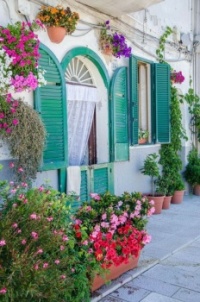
[156,26,173,63]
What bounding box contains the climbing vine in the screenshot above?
[156,26,173,63]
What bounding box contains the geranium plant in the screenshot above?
[0,177,92,302]
[36,5,79,34]
[170,70,185,84]
[72,191,154,277]
[0,21,46,93]
[99,20,132,58]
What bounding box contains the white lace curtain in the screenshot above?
[67,84,99,166]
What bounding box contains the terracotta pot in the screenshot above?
[46,26,66,43]
[91,252,140,292]
[146,195,164,214]
[162,196,172,209]
[171,190,185,204]
[102,46,113,56]
[193,184,200,196]
[139,138,147,144]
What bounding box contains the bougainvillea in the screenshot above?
[0,21,46,93]
[170,70,185,84]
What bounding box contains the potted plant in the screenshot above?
[36,5,79,43]
[138,129,149,144]
[140,153,164,214]
[155,175,174,209]
[183,147,200,195]
[99,20,132,58]
[72,191,154,291]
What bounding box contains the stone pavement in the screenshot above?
[91,194,200,302]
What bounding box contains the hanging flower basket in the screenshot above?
[99,20,132,58]
[36,5,79,44]
[46,26,66,44]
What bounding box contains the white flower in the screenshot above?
[37,69,47,87]
[0,48,13,94]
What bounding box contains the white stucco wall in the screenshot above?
[0,0,194,194]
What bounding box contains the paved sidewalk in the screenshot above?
[91,194,200,302]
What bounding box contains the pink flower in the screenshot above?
[60,245,65,251]
[71,268,75,272]
[90,193,101,200]
[62,235,69,241]
[30,213,37,220]
[142,233,152,245]
[75,219,82,225]
[82,240,88,245]
[21,182,28,187]
[55,259,60,265]
[46,217,53,222]
[31,231,38,240]
[101,213,107,220]
[17,229,21,234]
[12,203,17,207]
[34,264,39,270]
[18,167,24,172]
[9,162,15,168]
[60,274,66,279]
[11,189,16,194]
[0,288,7,294]
[36,249,43,254]
[43,262,48,269]
[23,199,28,204]
[12,119,19,125]
[86,206,92,211]
[12,223,18,228]
[118,201,123,207]
[38,186,44,192]
[21,239,26,245]
[0,240,6,246]
[101,222,109,228]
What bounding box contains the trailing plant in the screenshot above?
[156,26,173,63]
[0,21,46,93]
[99,20,132,58]
[0,94,46,182]
[0,180,91,302]
[140,153,160,196]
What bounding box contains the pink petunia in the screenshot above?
[31,231,38,240]
[62,235,69,242]
[60,274,66,279]
[43,262,48,269]
[30,213,37,220]
[12,223,18,228]
[21,239,27,245]
[54,259,60,265]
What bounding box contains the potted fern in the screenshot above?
[140,153,164,214]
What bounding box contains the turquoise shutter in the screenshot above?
[91,164,114,195]
[152,63,171,143]
[129,56,138,145]
[110,67,129,161]
[80,168,89,202]
[34,45,67,170]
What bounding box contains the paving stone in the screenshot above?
[127,275,179,297]
[140,292,181,302]
[110,284,150,302]
[173,288,200,302]
[162,254,200,272]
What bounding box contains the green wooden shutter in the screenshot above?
[91,164,113,194]
[152,63,171,143]
[80,168,89,202]
[129,56,139,145]
[34,45,67,170]
[110,67,129,161]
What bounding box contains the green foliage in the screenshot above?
[0,181,91,302]
[183,147,200,187]
[140,153,160,196]
[0,97,46,182]
[156,26,173,63]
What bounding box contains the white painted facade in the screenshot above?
[0,0,196,195]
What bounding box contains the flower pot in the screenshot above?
[102,47,113,56]
[146,195,164,214]
[91,252,140,292]
[193,184,200,196]
[171,190,185,204]
[46,26,66,43]
[139,138,147,144]
[162,196,172,209]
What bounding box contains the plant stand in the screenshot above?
[91,252,140,292]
